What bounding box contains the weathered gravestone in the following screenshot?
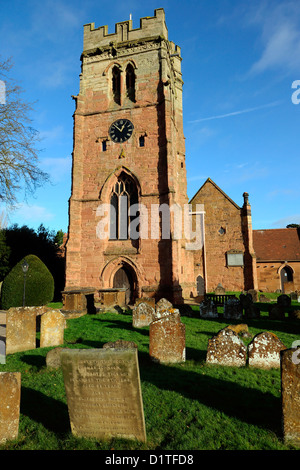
[248,332,286,369]
[60,348,146,442]
[40,309,66,348]
[46,347,68,369]
[223,297,243,320]
[281,347,300,446]
[206,328,247,367]
[247,289,258,302]
[155,298,173,318]
[103,339,138,349]
[149,311,185,363]
[215,283,225,294]
[132,302,155,328]
[0,372,21,443]
[199,299,218,319]
[6,307,37,354]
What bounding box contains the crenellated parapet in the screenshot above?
[83,8,169,52]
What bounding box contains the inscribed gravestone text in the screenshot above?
[60,348,146,442]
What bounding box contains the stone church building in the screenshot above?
[65,8,257,306]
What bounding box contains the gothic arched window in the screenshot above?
[112,66,121,105]
[126,64,136,102]
[109,174,139,240]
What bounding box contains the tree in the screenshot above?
[0,254,54,309]
[286,224,300,228]
[0,57,49,206]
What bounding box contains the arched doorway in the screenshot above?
[280,265,294,293]
[113,266,135,304]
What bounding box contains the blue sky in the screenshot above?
[1,0,300,234]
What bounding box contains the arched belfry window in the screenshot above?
[110,173,139,240]
[126,64,136,102]
[112,66,121,105]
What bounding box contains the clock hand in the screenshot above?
[114,125,122,132]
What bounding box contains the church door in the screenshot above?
[113,267,133,304]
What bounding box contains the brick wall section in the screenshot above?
[190,179,256,293]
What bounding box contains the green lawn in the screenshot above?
[0,306,299,450]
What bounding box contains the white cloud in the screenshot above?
[247,1,300,75]
[14,203,55,223]
[188,100,282,123]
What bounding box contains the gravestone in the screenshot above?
[132,302,155,328]
[0,339,5,364]
[247,289,258,302]
[149,311,185,363]
[199,298,218,318]
[155,298,173,318]
[248,332,286,369]
[46,347,68,369]
[206,328,247,367]
[277,294,291,308]
[6,307,37,354]
[244,303,260,319]
[269,304,285,320]
[103,339,137,349]
[281,348,300,446]
[215,283,225,294]
[40,309,66,348]
[0,372,21,443]
[259,294,272,303]
[223,297,243,320]
[60,348,146,442]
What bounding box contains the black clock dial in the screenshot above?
[109,119,134,143]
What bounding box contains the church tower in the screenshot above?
[65,8,195,304]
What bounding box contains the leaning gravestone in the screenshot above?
[281,348,300,446]
[60,348,146,442]
[0,372,21,443]
[149,311,185,363]
[132,302,155,328]
[248,332,286,369]
[206,328,247,367]
[40,309,65,348]
[6,307,37,354]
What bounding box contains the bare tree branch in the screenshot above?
[0,57,49,206]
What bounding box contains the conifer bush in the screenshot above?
[0,254,54,309]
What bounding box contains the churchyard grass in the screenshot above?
[0,305,299,450]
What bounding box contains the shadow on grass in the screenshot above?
[21,387,70,434]
[137,350,282,437]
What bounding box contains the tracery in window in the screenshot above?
[109,174,139,240]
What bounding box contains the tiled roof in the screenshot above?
[253,228,300,261]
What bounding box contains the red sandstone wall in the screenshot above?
[190,180,247,292]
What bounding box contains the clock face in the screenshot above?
[109,119,134,143]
